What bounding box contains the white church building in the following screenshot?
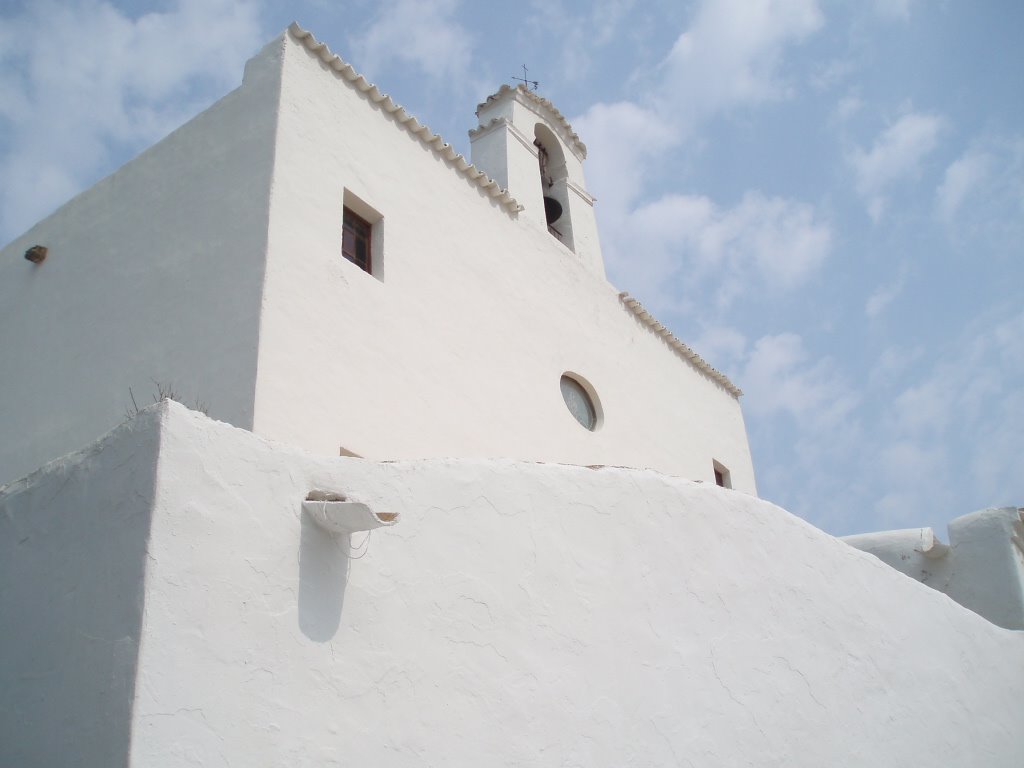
[0,22,753,494]
[1,24,1021,767]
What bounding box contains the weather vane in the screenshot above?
[512,64,539,91]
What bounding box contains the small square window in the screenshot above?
[713,460,732,489]
[342,207,372,273]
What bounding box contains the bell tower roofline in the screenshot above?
[469,83,605,278]
[472,84,587,161]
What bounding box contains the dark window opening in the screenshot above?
[713,461,732,489]
[342,207,372,273]
[534,124,575,252]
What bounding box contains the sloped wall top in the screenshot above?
[619,292,742,397]
[287,23,523,215]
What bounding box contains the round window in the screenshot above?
[560,374,599,431]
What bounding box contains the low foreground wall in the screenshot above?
[843,509,1024,630]
[2,401,1022,766]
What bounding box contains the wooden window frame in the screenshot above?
[342,206,372,273]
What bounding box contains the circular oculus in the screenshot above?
[560,374,598,431]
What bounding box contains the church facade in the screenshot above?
[0,24,754,493]
[2,25,1021,767]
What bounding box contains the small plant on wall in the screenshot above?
[126,380,209,419]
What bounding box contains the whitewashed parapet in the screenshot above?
[288,23,523,215]
[842,507,1024,630]
[475,84,588,161]
[619,292,742,398]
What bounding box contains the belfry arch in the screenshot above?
[469,83,605,277]
[533,123,574,252]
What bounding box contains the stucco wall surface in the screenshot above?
[254,33,756,492]
[0,35,285,486]
[56,402,1015,767]
[843,507,1024,629]
[0,410,162,767]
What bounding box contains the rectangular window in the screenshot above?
[713,460,732,489]
[342,207,372,273]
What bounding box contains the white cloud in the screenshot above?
[657,0,823,126]
[350,0,473,85]
[892,377,955,437]
[834,94,863,123]
[991,310,1024,370]
[868,344,925,390]
[741,333,857,427]
[928,134,1024,249]
[572,101,677,218]
[728,193,831,288]
[622,191,831,309]
[864,263,909,318]
[569,0,830,313]
[936,149,994,223]
[526,0,638,83]
[872,0,915,21]
[0,0,262,241]
[753,306,1024,536]
[571,0,825,174]
[877,440,943,487]
[588,0,638,45]
[868,307,1024,526]
[963,312,1024,501]
[690,325,748,371]
[811,58,856,92]
[848,111,944,221]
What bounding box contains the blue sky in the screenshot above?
[1,0,1021,537]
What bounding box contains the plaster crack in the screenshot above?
[649,718,695,768]
[773,655,826,709]
[709,649,767,740]
[444,635,510,663]
[456,594,494,621]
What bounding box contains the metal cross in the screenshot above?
[512,64,539,91]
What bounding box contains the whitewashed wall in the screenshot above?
[254,32,756,492]
[0,36,284,486]
[0,410,162,766]
[3,402,1021,766]
[843,508,1024,630]
[0,28,754,491]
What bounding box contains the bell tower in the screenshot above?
[470,85,605,279]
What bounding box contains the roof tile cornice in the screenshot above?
[619,293,742,397]
[476,84,587,160]
[287,23,523,215]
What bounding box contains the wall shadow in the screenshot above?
[0,418,160,768]
[298,512,350,641]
